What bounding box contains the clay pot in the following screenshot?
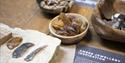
[91,0,125,43]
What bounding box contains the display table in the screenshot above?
[0,0,125,63]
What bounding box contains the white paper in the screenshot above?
[0,27,61,63]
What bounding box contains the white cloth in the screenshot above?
[0,27,61,63]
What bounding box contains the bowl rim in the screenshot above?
[49,13,89,39]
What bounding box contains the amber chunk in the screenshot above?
[52,13,87,36]
[0,24,12,46]
[7,37,23,50]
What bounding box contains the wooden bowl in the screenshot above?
[49,13,89,44]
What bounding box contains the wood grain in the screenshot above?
[0,0,125,63]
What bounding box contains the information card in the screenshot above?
[74,45,125,63]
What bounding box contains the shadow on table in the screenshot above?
[100,38,125,53]
[50,48,65,63]
[36,0,41,6]
[82,28,93,42]
[41,12,58,19]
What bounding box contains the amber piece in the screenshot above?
[52,19,64,30]
[24,45,48,62]
[52,13,72,30]
[7,37,23,50]
[0,24,12,46]
[80,23,87,33]
[12,43,34,58]
[53,13,87,36]
[64,25,77,36]
[71,21,81,34]
[59,13,72,25]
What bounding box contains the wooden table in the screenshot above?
[0,0,125,63]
